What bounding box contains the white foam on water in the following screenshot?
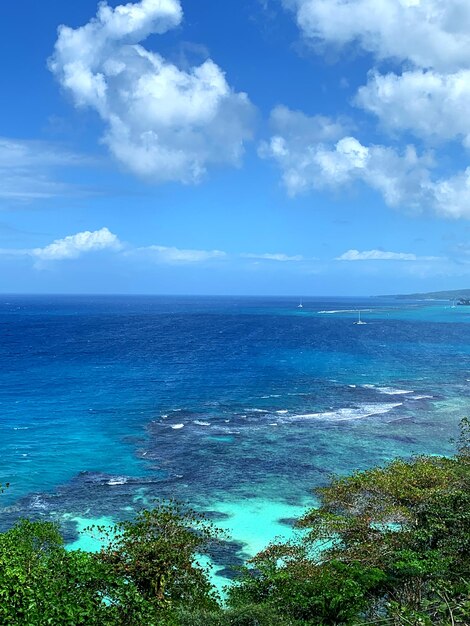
[171,424,184,430]
[409,394,434,400]
[107,477,128,486]
[317,309,356,314]
[376,387,414,395]
[289,402,403,422]
[247,408,269,413]
[362,384,413,395]
[30,495,48,510]
[194,420,211,426]
[276,410,288,414]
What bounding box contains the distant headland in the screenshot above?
[380,288,470,302]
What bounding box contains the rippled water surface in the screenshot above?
[1,295,468,580]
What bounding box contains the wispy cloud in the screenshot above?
[0,137,93,202]
[132,245,227,264]
[336,249,442,262]
[241,252,305,262]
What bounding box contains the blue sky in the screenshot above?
[1,0,470,295]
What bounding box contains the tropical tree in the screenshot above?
[229,420,470,625]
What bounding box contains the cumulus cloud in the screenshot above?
[284,0,470,72]
[261,106,470,218]
[0,228,123,268]
[356,69,470,146]
[261,107,432,202]
[259,108,358,195]
[430,168,470,218]
[336,249,440,261]
[49,0,255,183]
[282,1,470,163]
[32,227,123,261]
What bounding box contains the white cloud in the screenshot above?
[49,0,255,183]
[137,248,310,264]
[265,105,349,145]
[241,252,305,261]
[285,0,470,72]
[0,228,123,268]
[0,227,314,268]
[261,108,433,202]
[430,167,470,218]
[261,106,470,218]
[336,249,441,261]
[133,245,226,263]
[259,108,358,195]
[0,137,91,201]
[285,1,470,154]
[356,69,470,146]
[32,228,123,261]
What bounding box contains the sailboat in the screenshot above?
[354,310,367,325]
[297,299,303,309]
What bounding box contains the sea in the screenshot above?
[0,295,469,583]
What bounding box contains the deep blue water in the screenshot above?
[1,295,469,576]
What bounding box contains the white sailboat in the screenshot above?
[297,299,303,309]
[354,310,367,325]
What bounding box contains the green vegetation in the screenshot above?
[383,288,470,300]
[0,422,468,625]
[0,503,221,625]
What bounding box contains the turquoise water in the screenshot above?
[0,295,468,577]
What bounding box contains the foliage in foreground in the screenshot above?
[229,418,470,625]
[0,503,220,625]
[0,420,468,625]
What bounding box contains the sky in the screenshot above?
[1,0,470,296]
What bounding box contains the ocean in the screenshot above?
[0,295,468,582]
